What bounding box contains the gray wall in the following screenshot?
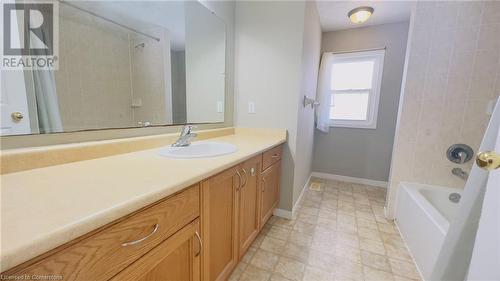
[293,1,321,205]
[234,1,321,212]
[312,22,409,182]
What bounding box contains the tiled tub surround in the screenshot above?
[229,179,421,281]
[0,128,286,272]
[387,1,500,216]
[56,11,170,131]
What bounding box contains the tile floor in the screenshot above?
[229,178,422,281]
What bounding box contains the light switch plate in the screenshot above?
[248,102,256,114]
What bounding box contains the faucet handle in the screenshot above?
[180,125,197,135]
[456,151,466,164]
[447,144,473,164]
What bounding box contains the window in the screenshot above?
[329,50,385,129]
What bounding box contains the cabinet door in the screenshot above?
[238,156,262,258]
[201,167,240,281]
[260,160,281,227]
[110,219,201,281]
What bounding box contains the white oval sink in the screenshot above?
[158,141,237,159]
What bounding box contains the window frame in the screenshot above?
[328,49,385,129]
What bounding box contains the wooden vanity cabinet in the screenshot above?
[5,184,200,281]
[110,219,201,281]
[201,167,240,281]
[201,149,281,281]
[260,146,282,227]
[3,144,283,281]
[237,156,262,258]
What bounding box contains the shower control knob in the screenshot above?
[447,144,473,164]
[11,112,24,122]
[476,151,500,171]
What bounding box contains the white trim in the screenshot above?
[329,49,385,129]
[311,172,387,188]
[292,174,310,217]
[384,206,395,220]
[273,174,312,220]
[273,208,293,219]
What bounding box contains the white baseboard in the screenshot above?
[311,172,388,188]
[292,173,310,216]
[273,173,312,220]
[273,208,293,219]
[384,206,395,220]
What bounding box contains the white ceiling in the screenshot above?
[316,1,414,32]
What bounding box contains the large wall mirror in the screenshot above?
[1,1,226,136]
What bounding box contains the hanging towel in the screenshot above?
[315,53,334,133]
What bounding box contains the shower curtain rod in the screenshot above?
[59,1,161,42]
[325,46,387,55]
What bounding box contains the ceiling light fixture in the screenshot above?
[348,6,374,24]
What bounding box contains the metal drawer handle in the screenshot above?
[271,153,279,158]
[262,178,266,191]
[121,224,159,247]
[241,168,248,187]
[195,231,202,257]
[236,170,243,190]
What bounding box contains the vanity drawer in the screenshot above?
[12,184,200,281]
[262,145,282,171]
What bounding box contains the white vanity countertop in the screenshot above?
[0,128,286,271]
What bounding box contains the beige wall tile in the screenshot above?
[387,0,498,216]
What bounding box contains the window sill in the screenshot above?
[329,121,377,129]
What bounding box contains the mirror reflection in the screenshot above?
[1,1,226,136]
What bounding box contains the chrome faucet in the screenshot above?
[172,125,197,147]
[452,167,468,180]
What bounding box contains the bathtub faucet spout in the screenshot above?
[451,167,468,180]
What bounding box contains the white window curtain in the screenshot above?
[315,53,334,133]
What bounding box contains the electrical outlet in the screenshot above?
[248,102,256,114]
[216,101,224,113]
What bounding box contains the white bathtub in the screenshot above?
[395,182,462,280]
